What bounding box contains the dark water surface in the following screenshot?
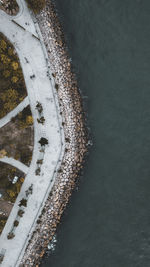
[42,1,150,266]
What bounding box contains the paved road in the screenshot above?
[0,1,64,266]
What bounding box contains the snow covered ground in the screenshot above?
[0,1,64,266]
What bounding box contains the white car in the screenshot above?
[12,176,18,184]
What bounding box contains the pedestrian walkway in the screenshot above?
[0,0,64,266]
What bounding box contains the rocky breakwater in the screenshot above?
[21,1,88,266]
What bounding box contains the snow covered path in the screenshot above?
[0,96,29,128]
[0,1,64,266]
[0,156,29,174]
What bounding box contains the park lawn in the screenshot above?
[0,32,27,119]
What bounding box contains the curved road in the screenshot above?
[0,1,64,266]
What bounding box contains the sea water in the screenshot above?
[42,1,150,266]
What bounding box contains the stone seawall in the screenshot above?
[21,1,88,266]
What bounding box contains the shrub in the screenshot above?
[37,159,43,165]
[0,216,7,234]
[38,137,48,146]
[25,0,46,14]
[18,209,24,217]
[36,101,43,113]
[37,116,45,124]
[55,83,59,90]
[26,115,33,125]
[19,198,27,207]
[13,220,19,227]
[7,232,15,239]
[35,167,41,176]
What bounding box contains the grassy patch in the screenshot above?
[0,215,8,235]
[0,32,27,118]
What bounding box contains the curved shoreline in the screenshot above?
[21,1,88,266]
[0,1,63,266]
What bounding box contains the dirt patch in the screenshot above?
[0,162,25,202]
[0,162,25,234]
[0,200,13,216]
[0,106,34,166]
[0,0,19,16]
